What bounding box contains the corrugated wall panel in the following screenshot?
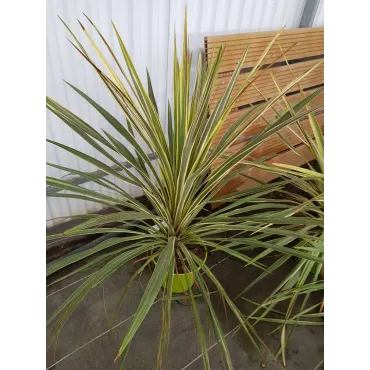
[46,0,322,227]
[313,0,324,27]
[46,0,171,227]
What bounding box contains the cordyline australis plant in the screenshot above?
[233,81,324,365]
[46,13,323,369]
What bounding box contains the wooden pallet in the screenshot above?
[205,27,324,198]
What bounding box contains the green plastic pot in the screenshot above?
[169,271,197,293]
[154,247,208,294]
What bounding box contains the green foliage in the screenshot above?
[46,13,323,368]
[236,84,324,365]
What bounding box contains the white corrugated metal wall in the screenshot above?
[313,0,324,26]
[46,0,324,227]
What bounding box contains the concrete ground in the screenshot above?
[46,252,324,370]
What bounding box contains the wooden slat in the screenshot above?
[210,43,323,72]
[213,59,322,91]
[209,33,324,54]
[211,88,324,148]
[238,143,314,191]
[250,115,324,158]
[212,41,324,68]
[206,27,323,44]
[212,143,314,200]
[211,39,323,59]
[210,60,323,111]
[205,27,324,73]
[211,113,323,172]
[219,114,323,166]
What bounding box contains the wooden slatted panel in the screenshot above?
[211,87,324,149]
[213,143,315,200]
[205,27,324,200]
[210,60,323,111]
[211,114,324,172]
[210,113,323,200]
[205,27,324,73]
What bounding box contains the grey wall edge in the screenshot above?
[299,0,321,28]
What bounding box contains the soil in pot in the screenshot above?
[174,244,206,273]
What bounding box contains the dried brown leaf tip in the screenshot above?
[77,20,85,31]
